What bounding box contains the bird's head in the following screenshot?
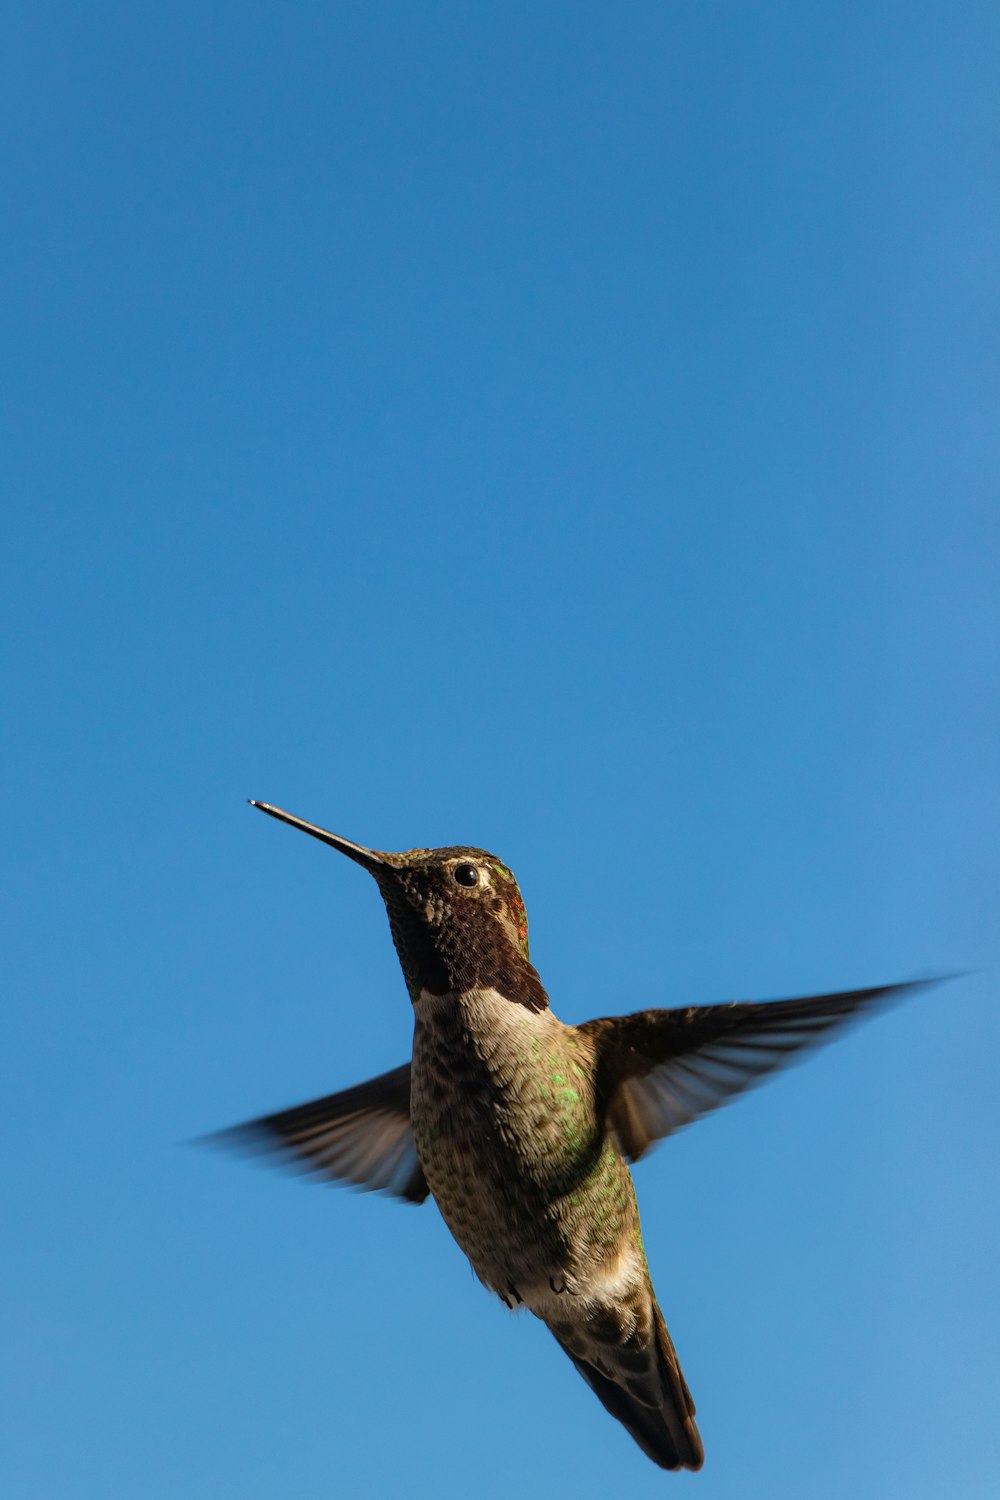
[250,801,548,1011]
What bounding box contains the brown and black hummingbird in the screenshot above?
[220,800,936,1472]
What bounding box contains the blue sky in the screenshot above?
[3,4,998,1496]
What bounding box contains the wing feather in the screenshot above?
[579,981,935,1162]
[212,1062,429,1204]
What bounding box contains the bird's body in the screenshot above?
[221,800,934,1472]
[410,985,701,1468]
[412,988,608,1301]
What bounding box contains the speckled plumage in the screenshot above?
[408,986,700,1469]
[411,990,615,1294]
[220,801,935,1473]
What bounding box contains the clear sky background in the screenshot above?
[3,5,998,1497]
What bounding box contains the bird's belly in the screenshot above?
[416,1115,576,1285]
[411,992,636,1301]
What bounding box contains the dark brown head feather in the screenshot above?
[371,847,548,1012]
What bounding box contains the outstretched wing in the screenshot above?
[212,1062,429,1203]
[578,981,934,1163]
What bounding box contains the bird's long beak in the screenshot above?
[249,801,389,872]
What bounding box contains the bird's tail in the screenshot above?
[546,1297,703,1471]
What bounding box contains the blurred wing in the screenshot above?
[212,1062,429,1204]
[579,981,932,1163]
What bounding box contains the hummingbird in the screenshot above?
[220,800,934,1472]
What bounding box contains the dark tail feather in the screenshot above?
[550,1303,704,1472]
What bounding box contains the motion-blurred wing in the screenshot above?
[214,1062,429,1203]
[579,981,931,1163]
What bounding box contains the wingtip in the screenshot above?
[838,974,967,1004]
[892,971,973,997]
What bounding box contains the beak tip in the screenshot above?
[246,800,382,869]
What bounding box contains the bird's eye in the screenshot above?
[452,863,479,888]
